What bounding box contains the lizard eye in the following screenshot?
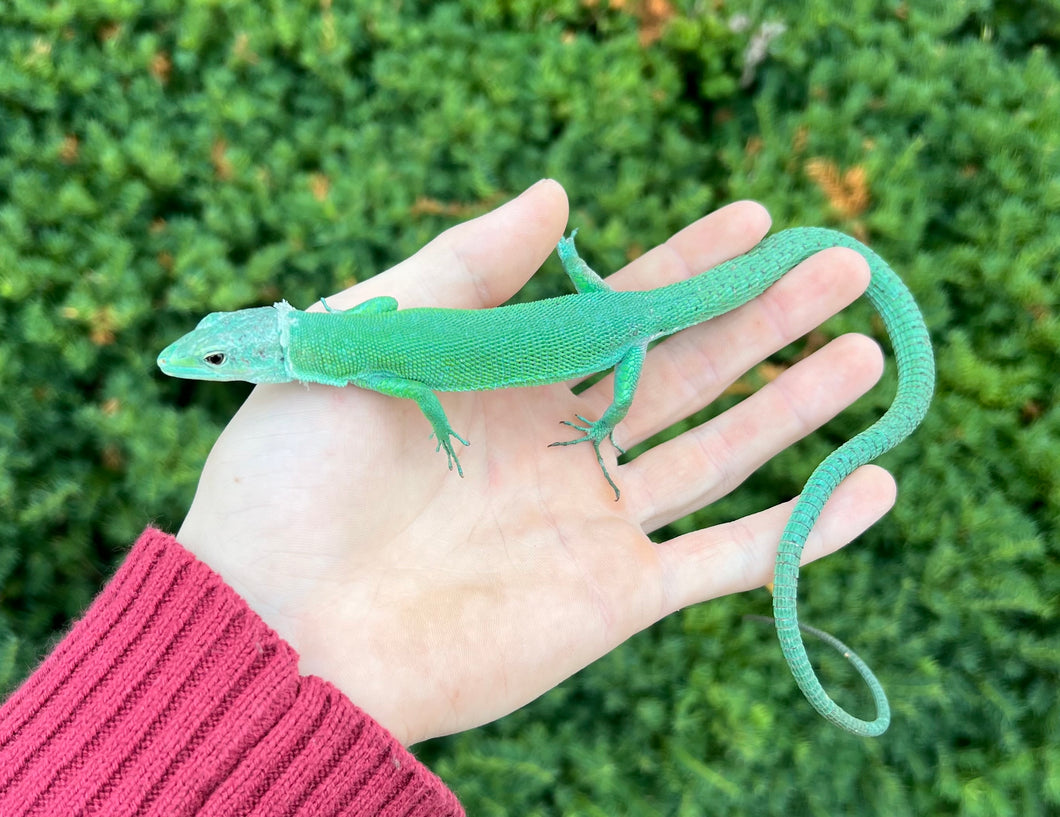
[203,352,227,366]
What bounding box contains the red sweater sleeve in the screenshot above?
[0,528,464,816]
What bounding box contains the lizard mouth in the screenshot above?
[156,344,197,378]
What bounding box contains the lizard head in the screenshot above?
[156,303,292,383]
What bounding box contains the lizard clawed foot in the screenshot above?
[431,431,470,477]
[551,414,594,444]
[549,416,623,500]
[552,415,625,453]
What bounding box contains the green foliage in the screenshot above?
[1,0,1057,814]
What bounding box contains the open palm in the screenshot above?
[175,180,895,746]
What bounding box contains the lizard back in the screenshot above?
[286,292,667,391]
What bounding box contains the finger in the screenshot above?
[653,464,897,614]
[319,178,569,310]
[627,333,885,531]
[575,247,872,444]
[603,200,773,291]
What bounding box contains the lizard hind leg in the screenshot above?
[556,230,613,294]
[548,342,648,500]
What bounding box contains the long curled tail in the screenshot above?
[767,228,935,736]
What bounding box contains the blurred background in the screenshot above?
[1,1,1057,814]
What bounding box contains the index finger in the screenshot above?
[602,200,773,292]
[317,179,570,312]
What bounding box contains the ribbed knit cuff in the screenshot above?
[0,528,463,816]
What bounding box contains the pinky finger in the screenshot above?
[653,464,897,615]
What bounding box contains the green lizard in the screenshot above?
[158,226,934,737]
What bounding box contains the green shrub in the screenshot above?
[1,0,1056,814]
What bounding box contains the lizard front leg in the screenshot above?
[355,374,470,476]
[549,341,648,500]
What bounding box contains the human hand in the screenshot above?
[175,179,895,745]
